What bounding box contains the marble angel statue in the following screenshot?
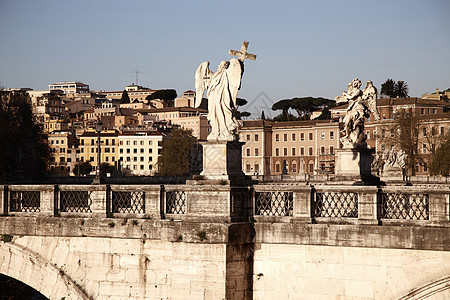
[194,59,243,141]
[335,78,381,149]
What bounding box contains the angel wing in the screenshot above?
[194,62,213,108]
[363,81,381,121]
[225,58,243,109]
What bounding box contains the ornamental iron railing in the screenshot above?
[60,191,92,213]
[112,191,145,214]
[165,191,186,214]
[255,191,293,216]
[9,191,40,212]
[381,193,429,220]
[313,192,358,218]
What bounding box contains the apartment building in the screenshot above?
[79,130,119,172]
[140,107,210,140]
[118,131,163,176]
[240,120,272,176]
[240,120,340,176]
[48,82,90,97]
[48,130,79,175]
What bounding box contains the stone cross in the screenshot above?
[229,41,257,62]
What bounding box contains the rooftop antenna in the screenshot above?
[131,67,143,86]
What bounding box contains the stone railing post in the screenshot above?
[159,184,165,219]
[90,185,107,216]
[292,186,312,221]
[357,186,379,224]
[1,185,7,215]
[428,189,449,224]
[37,185,54,216]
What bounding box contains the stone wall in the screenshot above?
[253,243,450,299]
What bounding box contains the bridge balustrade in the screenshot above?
[1,184,448,226]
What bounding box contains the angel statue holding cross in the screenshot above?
[195,41,256,141]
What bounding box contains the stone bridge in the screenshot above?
[0,182,449,299]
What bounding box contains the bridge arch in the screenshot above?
[399,276,450,300]
[0,241,91,300]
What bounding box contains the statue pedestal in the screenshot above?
[200,141,245,180]
[335,148,377,183]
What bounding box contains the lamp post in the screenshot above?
[92,117,103,185]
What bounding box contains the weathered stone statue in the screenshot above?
[335,78,381,149]
[382,145,407,171]
[195,41,256,141]
[194,41,256,180]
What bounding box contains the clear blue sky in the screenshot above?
[1,0,449,117]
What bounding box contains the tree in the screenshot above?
[73,161,93,176]
[157,129,199,176]
[99,162,114,177]
[146,89,177,101]
[271,97,334,121]
[233,98,251,120]
[380,79,395,98]
[394,81,409,98]
[0,91,50,182]
[271,99,292,119]
[120,90,130,104]
[429,132,450,175]
[379,111,423,176]
[260,111,266,120]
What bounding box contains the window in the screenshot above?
[112,140,115,145]
[149,157,152,162]
[292,147,296,156]
[275,148,280,156]
[255,134,259,142]
[309,162,314,173]
[140,157,144,162]
[126,149,130,154]
[254,164,259,173]
[255,148,259,156]
[300,147,305,156]
[91,148,95,153]
[246,134,250,142]
[330,131,334,140]
[140,141,144,145]
[127,157,131,162]
[283,148,288,156]
[105,148,110,153]
[432,127,437,136]
[134,149,137,154]
[292,133,296,141]
[422,143,427,154]
[441,127,445,135]
[246,163,251,173]
[275,134,279,142]
[148,141,153,145]
[424,163,428,172]
[320,146,325,154]
[67,158,71,162]
[120,141,123,145]
[275,163,280,173]
[423,128,427,137]
[106,139,109,145]
[309,133,313,140]
[246,148,250,156]
[133,157,137,162]
[292,163,297,173]
[140,165,144,170]
[133,141,137,145]
[330,146,334,155]
[321,132,325,140]
[300,133,305,141]
[366,130,370,139]
[283,134,287,141]
[381,129,386,138]
[60,148,65,153]
[133,165,137,170]
[308,147,313,156]
[140,149,144,153]
[105,156,109,162]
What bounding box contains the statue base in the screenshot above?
[200,141,245,180]
[335,148,379,184]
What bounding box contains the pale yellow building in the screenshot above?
[79,130,119,172]
[118,131,163,175]
[48,130,79,175]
